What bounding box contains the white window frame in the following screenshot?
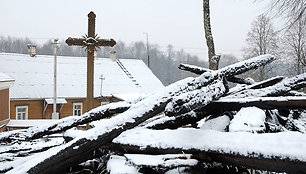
[73,103,82,116]
[16,105,28,120]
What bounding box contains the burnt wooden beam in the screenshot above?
[144,112,209,130]
[113,128,306,174]
[179,55,276,85]
[178,63,211,75]
[165,76,227,116]
[227,73,306,98]
[227,76,255,85]
[226,76,285,96]
[202,96,306,114]
[178,63,267,86]
[113,144,306,174]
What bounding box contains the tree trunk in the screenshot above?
[203,0,218,70]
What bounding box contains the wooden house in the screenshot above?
[0,53,164,129]
[0,72,14,132]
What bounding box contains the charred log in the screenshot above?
[201,96,306,114]
[178,63,211,75]
[113,129,306,174]
[226,76,255,85]
[112,143,306,174]
[145,112,209,130]
[165,76,227,116]
[227,73,306,98]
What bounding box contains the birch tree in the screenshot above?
[243,14,279,81]
[267,0,305,26]
[284,15,306,75]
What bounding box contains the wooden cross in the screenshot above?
[66,11,116,112]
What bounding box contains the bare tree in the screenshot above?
[266,0,306,26]
[203,0,219,70]
[243,14,279,81]
[284,15,306,75]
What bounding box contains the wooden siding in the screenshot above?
[10,100,44,119]
[0,88,9,122]
[10,97,122,119]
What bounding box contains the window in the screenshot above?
[73,103,82,116]
[16,106,28,120]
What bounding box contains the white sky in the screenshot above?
[0,0,270,61]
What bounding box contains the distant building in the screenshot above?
[0,53,164,129]
[0,72,14,132]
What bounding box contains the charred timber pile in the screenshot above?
[1,54,306,174]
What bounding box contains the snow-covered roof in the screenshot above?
[0,72,14,82]
[0,53,164,99]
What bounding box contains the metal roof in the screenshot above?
[0,53,164,100]
[0,72,14,82]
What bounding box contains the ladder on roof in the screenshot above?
[116,59,141,88]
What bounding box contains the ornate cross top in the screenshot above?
[66,11,116,112]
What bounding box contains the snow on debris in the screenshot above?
[165,75,226,115]
[200,115,230,132]
[124,154,198,168]
[226,73,306,98]
[106,154,198,174]
[114,128,306,162]
[107,155,141,174]
[217,54,276,77]
[4,138,79,174]
[0,137,64,154]
[229,107,266,132]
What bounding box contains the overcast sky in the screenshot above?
[0,0,271,61]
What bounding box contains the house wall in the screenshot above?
[10,97,121,119]
[59,98,87,118]
[0,88,9,121]
[0,88,9,132]
[10,100,44,119]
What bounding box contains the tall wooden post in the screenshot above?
[87,12,95,112]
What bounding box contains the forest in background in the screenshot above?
[0,7,304,86]
[0,36,238,85]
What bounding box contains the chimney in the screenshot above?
[110,51,116,61]
[27,44,36,57]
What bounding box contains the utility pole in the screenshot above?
[52,39,59,119]
[143,32,150,68]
